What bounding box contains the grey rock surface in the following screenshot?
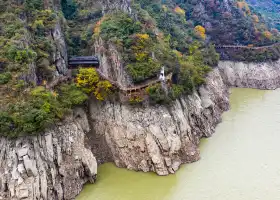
[88,68,229,175]
[218,60,280,89]
[0,114,97,200]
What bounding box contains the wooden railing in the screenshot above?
[215,42,280,50]
[45,68,172,98]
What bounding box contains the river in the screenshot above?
[77,88,280,200]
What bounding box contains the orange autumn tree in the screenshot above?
[94,16,107,36]
[236,1,251,16]
[252,15,259,23]
[174,6,185,16]
[194,25,206,40]
[263,31,272,40]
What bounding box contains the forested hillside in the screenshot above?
[0,0,279,137]
[247,0,280,30]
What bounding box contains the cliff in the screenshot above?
[219,60,280,89]
[88,68,229,175]
[1,59,280,199]
[0,109,97,200]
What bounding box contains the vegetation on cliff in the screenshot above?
[246,0,280,31]
[1,0,280,137]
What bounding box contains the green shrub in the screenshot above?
[0,112,14,136]
[24,0,43,11]
[169,84,184,100]
[0,72,12,84]
[0,84,88,137]
[5,45,37,64]
[61,0,77,19]
[100,13,141,41]
[146,83,170,104]
[127,60,161,83]
[58,84,88,107]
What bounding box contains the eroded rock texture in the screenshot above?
[219,60,280,89]
[0,112,97,200]
[89,69,229,175]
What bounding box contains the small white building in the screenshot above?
[159,66,165,82]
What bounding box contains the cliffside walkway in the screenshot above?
[96,69,172,97]
[46,56,172,97]
[215,42,280,50]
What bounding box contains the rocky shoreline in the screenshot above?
[1,60,280,199]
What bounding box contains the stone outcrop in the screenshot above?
[51,23,68,75]
[94,37,133,87]
[0,111,97,200]
[88,68,229,175]
[218,60,280,89]
[87,59,280,176]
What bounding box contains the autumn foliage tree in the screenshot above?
[76,68,112,100]
[194,25,206,40]
[174,6,185,16]
[252,15,259,23]
[264,31,272,40]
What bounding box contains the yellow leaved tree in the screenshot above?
[174,6,185,16]
[194,25,206,40]
[252,15,259,23]
[264,31,272,40]
[76,68,112,100]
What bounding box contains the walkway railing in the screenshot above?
[215,42,280,50]
[45,68,172,98]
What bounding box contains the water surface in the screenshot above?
[78,88,280,200]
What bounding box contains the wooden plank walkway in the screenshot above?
[45,68,172,96]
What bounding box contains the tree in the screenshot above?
[174,6,185,16]
[76,68,113,100]
[194,25,206,40]
[61,0,77,19]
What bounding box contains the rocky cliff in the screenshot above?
[218,60,280,89]
[88,68,229,175]
[0,109,97,200]
[1,59,280,200]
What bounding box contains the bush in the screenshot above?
[0,72,12,84]
[76,68,113,100]
[127,60,161,83]
[5,45,37,64]
[24,0,43,11]
[146,83,170,104]
[169,84,184,100]
[100,13,141,41]
[0,84,88,137]
[58,84,88,107]
[61,0,77,19]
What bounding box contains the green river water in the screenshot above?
[77,88,280,200]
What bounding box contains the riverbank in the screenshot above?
[1,60,279,199]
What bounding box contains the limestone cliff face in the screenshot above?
[218,60,280,89]
[52,22,68,75]
[0,110,97,200]
[94,37,133,87]
[88,69,229,175]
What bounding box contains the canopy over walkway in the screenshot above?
[68,56,99,67]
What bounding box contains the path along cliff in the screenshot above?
[0,59,280,200]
